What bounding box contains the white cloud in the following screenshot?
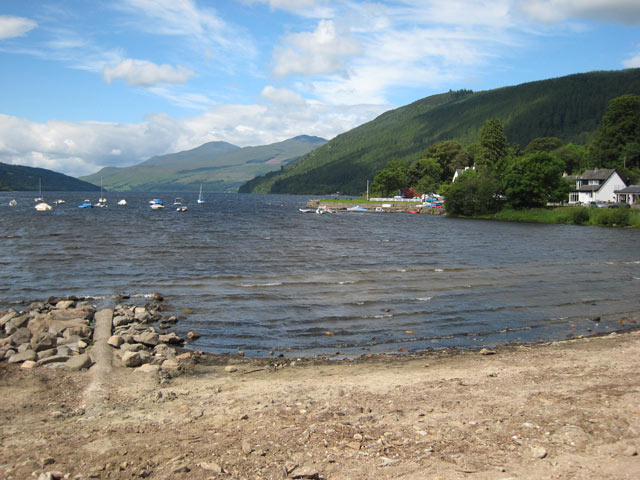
[103,59,195,86]
[623,51,640,68]
[0,15,37,40]
[270,1,519,105]
[516,0,640,25]
[261,86,305,105]
[274,19,361,76]
[0,97,388,177]
[114,0,256,58]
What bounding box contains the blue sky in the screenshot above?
[1,0,639,177]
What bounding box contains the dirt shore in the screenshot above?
[1,329,639,480]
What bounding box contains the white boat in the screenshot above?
[174,197,184,205]
[150,199,164,209]
[299,208,314,213]
[34,202,53,211]
[9,199,17,207]
[197,184,205,204]
[346,205,368,212]
[117,199,127,206]
[53,199,65,205]
[176,205,188,212]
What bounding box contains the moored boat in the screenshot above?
[34,202,53,211]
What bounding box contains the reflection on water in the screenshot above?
[1,191,639,356]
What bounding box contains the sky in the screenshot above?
[1,0,640,177]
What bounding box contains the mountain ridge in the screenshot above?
[80,135,326,192]
[240,69,640,195]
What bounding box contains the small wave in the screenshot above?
[434,268,444,272]
[338,281,356,285]
[416,297,432,301]
[240,282,283,288]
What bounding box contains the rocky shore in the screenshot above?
[1,300,639,480]
[0,296,199,376]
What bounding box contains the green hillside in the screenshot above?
[80,136,326,193]
[240,69,640,195]
[0,163,100,192]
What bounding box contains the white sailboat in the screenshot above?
[9,199,17,207]
[34,179,43,202]
[97,178,107,205]
[197,184,205,204]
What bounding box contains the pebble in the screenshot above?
[530,446,547,459]
[199,462,223,473]
[479,348,496,355]
[225,365,238,373]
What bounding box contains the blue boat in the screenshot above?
[197,184,205,204]
[346,205,368,212]
[78,201,93,208]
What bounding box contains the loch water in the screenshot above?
[1,191,639,357]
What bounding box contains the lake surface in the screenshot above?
[1,191,639,357]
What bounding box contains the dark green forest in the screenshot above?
[0,163,100,192]
[241,69,640,195]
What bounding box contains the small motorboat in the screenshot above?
[53,199,65,205]
[117,199,127,206]
[78,201,93,208]
[174,197,184,205]
[34,202,53,211]
[9,199,17,207]
[299,208,314,213]
[346,205,368,212]
[150,199,164,209]
[176,205,187,212]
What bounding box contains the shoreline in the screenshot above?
[2,298,640,479]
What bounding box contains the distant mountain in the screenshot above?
[240,69,640,195]
[80,135,327,193]
[0,163,100,192]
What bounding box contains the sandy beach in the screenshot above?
[2,318,640,480]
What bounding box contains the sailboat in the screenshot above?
[34,179,43,202]
[197,184,205,204]
[97,178,107,206]
[9,199,17,207]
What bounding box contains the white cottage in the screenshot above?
[567,168,627,205]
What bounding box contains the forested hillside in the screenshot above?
[241,69,640,195]
[0,163,100,192]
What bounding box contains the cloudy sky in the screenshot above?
[1,0,640,177]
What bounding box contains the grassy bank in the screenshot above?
[475,206,640,228]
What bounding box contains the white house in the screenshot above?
[614,185,640,205]
[567,168,627,205]
[452,166,474,182]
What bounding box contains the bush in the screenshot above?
[591,208,631,226]
[568,207,590,225]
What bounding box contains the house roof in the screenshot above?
[577,168,615,180]
[614,184,640,194]
[577,185,602,192]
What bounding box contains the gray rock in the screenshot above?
[37,348,58,360]
[0,309,18,327]
[122,351,143,367]
[30,331,58,352]
[8,349,36,363]
[159,332,184,345]
[112,315,132,327]
[6,313,29,330]
[10,327,32,346]
[38,355,71,365]
[4,348,17,358]
[62,325,92,339]
[66,353,93,371]
[121,343,146,352]
[133,331,159,347]
[57,345,72,356]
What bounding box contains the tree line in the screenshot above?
[369,94,640,216]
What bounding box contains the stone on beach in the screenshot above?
[65,353,93,371]
[8,349,36,364]
[122,351,144,368]
[107,335,124,348]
